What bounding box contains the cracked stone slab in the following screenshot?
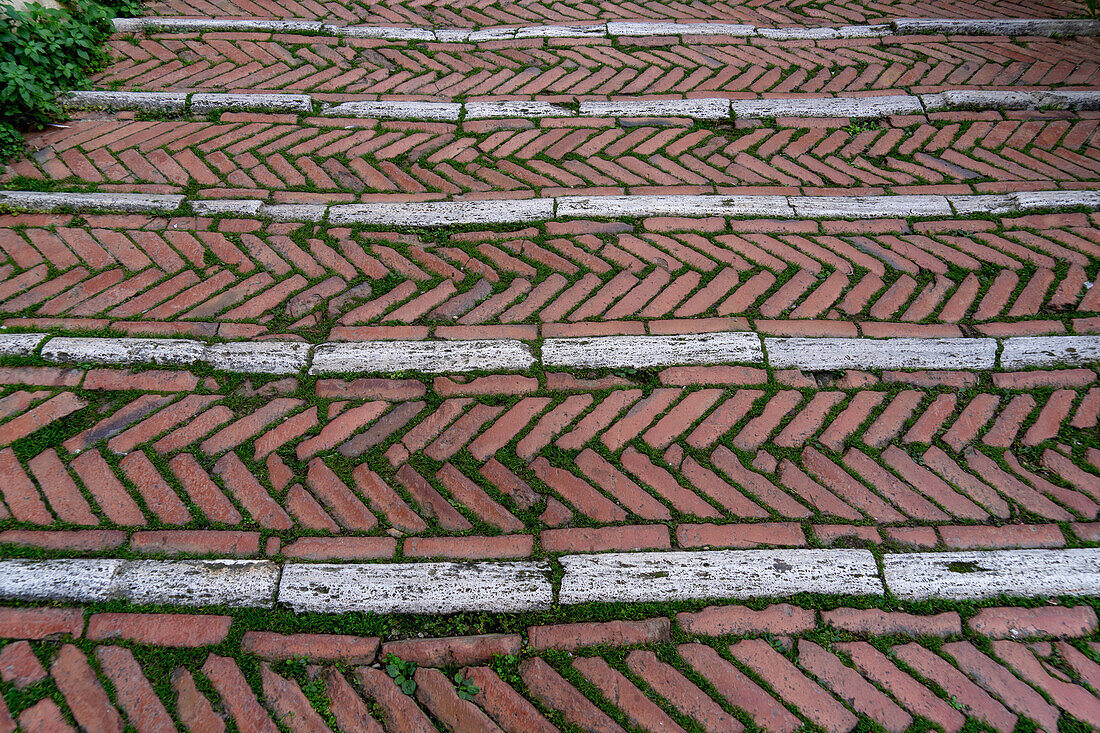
[949,194,1018,215]
[0,559,123,603]
[1012,190,1100,211]
[514,24,607,38]
[41,337,207,367]
[579,98,731,119]
[758,25,888,39]
[892,18,1100,36]
[190,199,265,217]
[606,21,755,36]
[1000,336,1100,369]
[731,95,922,119]
[556,194,794,218]
[884,550,1100,600]
[465,101,576,118]
[0,333,47,356]
[789,195,951,219]
[543,333,765,369]
[328,198,553,225]
[559,550,882,604]
[117,560,279,608]
[63,90,189,112]
[116,17,324,32]
[0,191,183,214]
[205,342,311,374]
[1036,91,1100,110]
[922,90,1038,112]
[278,561,554,613]
[190,93,313,113]
[335,25,436,40]
[766,337,996,370]
[310,339,535,374]
[260,203,327,221]
[322,101,461,121]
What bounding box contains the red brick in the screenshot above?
[382,633,521,667]
[403,535,532,559]
[130,530,261,556]
[938,524,1064,549]
[172,668,225,733]
[281,536,396,560]
[433,375,538,396]
[541,525,670,552]
[575,656,685,731]
[87,613,231,647]
[315,377,425,400]
[202,654,279,733]
[82,369,199,392]
[0,530,125,552]
[520,657,623,732]
[941,641,1060,732]
[659,365,767,386]
[51,644,125,733]
[0,641,45,688]
[969,606,1098,639]
[799,640,912,733]
[529,617,670,652]
[460,666,557,733]
[678,603,815,636]
[414,666,501,731]
[813,525,880,546]
[0,607,83,639]
[242,632,378,663]
[677,522,805,548]
[823,608,961,636]
[18,698,72,732]
[731,638,857,733]
[882,526,938,548]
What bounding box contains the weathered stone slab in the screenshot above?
[0,560,122,603]
[466,101,576,118]
[607,21,755,36]
[579,98,731,119]
[559,550,883,604]
[118,560,279,608]
[41,337,207,367]
[322,101,461,121]
[765,337,996,370]
[0,333,46,356]
[543,333,764,368]
[278,561,554,613]
[0,191,183,214]
[556,194,794,218]
[205,342,311,374]
[1000,336,1100,369]
[892,18,1100,36]
[731,95,922,118]
[63,90,189,112]
[790,195,951,218]
[310,340,534,374]
[884,550,1100,600]
[190,93,312,113]
[190,199,265,217]
[328,198,553,225]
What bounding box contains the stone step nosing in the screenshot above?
[112,16,1100,39]
[3,550,1099,612]
[61,90,1100,119]
[6,189,1097,222]
[13,333,1100,375]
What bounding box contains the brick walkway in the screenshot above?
[4,0,1100,727]
[2,601,1100,731]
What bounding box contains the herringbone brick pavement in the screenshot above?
[2,602,1100,732]
[94,33,1100,97]
[142,0,1091,27]
[10,112,1100,197]
[0,361,1097,557]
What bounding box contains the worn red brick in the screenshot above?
[678,603,815,636]
[824,608,960,636]
[529,618,670,651]
[87,613,231,647]
[0,641,45,688]
[403,535,532,559]
[969,606,1098,639]
[677,522,805,548]
[382,633,521,667]
[0,607,83,639]
[242,632,378,663]
[130,530,261,556]
[541,525,670,552]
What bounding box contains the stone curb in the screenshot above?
[61,89,1100,119]
[2,549,1098,612]
[8,332,1100,375]
[113,16,1100,39]
[5,189,1099,222]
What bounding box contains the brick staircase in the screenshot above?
[3,0,1100,728]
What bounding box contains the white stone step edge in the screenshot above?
[8,333,1100,374]
[112,16,1100,40]
[61,89,1100,118]
[5,189,1099,223]
[3,550,1099,612]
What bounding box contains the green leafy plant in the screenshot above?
[453,673,479,701]
[383,654,417,695]
[0,0,133,163]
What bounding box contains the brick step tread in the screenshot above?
[1,365,1100,551]
[139,0,1088,26]
[0,212,1098,337]
[11,112,1100,197]
[1,600,1099,732]
[93,32,1100,97]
